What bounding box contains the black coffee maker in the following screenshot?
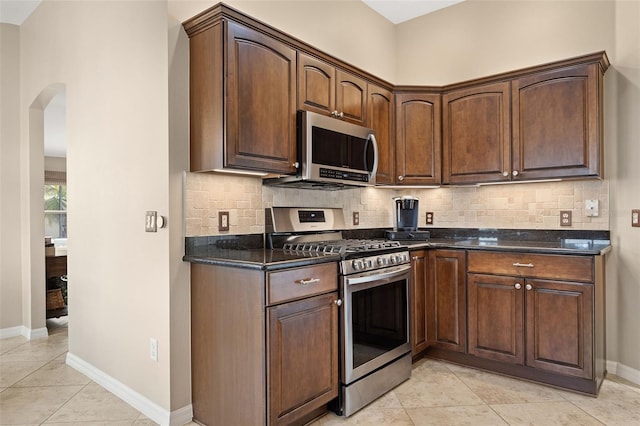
[386,196,431,241]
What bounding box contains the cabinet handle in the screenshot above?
[296,277,320,285]
[398,175,404,181]
[525,284,533,291]
[502,171,509,177]
[338,111,344,118]
[515,283,522,290]
[334,299,343,306]
[513,262,534,268]
[512,170,519,176]
[331,110,344,119]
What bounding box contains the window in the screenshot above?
[45,183,67,238]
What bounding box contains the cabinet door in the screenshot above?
[468,274,524,364]
[226,21,297,174]
[267,292,339,425]
[395,92,442,185]
[410,250,429,356]
[298,53,335,116]
[525,279,593,378]
[335,69,367,125]
[512,63,602,180]
[443,82,511,184]
[427,250,466,352]
[367,83,394,185]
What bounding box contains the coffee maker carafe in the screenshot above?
[394,196,419,231]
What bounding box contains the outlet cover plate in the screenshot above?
[633,209,640,227]
[353,212,360,226]
[218,211,229,231]
[426,212,434,225]
[560,210,572,227]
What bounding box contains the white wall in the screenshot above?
[15,0,190,420]
[609,0,640,375]
[0,23,23,333]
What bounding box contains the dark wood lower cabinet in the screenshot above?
[410,250,429,356]
[191,262,338,425]
[426,250,606,395]
[427,250,466,353]
[267,293,339,425]
[468,273,524,364]
[526,279,594,379]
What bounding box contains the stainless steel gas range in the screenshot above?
[266,207,412,417]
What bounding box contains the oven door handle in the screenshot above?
[346,264,411,286]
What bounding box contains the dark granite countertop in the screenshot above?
[401,238,611,255]
[184,229,611,270]
[184,245,340,271]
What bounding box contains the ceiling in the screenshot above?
[0,0,464,26]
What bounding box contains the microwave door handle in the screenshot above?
[367,134,378,178]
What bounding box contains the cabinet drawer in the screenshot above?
[267,262,338,305]
[468,251,593,282]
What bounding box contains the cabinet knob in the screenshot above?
[398,175,404,181]
[292,161,300,169]
[512,170,519,176]
[515,283,522,290]
[502,171,509,177]
[525,284,533,291]
[334,299,343,306]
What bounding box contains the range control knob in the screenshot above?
[351,260,363,271]
[365,259,373,269]
[389,256,397,264]
[377,257,387,266]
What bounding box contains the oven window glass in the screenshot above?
[312,127,373,171]
[351,279,408,369]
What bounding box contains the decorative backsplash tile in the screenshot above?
[184,172,609,237]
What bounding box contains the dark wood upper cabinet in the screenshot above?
[298,53,335,117]
[186,18,297,174]
[512,63,604,180]
[335,69,367,125]
[298,53,368,126]
[367,83,394,185]
[443,82,511,184]
[395,92,442,185]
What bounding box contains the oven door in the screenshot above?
[342,264,411,384]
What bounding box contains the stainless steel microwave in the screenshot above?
[263,111,378,189]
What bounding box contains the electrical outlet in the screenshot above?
[145,211,157,232]
[426,212,434,225]
[218,211,229,231]
[560,210,572,227]
[353,212,360,226]
[633,209,640,227]
[150,338,158,362]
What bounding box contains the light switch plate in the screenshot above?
[560,211,572,227]
[218,211,229,232]
[633,209,640,227]
[145,211,157,232]
[585,199,599,217]
[352,212,360,226]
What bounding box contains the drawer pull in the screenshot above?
[296,277,320,286]
[513,262,534,268]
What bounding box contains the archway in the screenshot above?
[24,83,66,338]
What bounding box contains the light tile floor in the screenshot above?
[2,318,639,425]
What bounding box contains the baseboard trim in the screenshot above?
[66,352,192,426]
[0,325,48,340]
[606,360,640,386]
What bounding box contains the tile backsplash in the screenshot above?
[184,172,609,237]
